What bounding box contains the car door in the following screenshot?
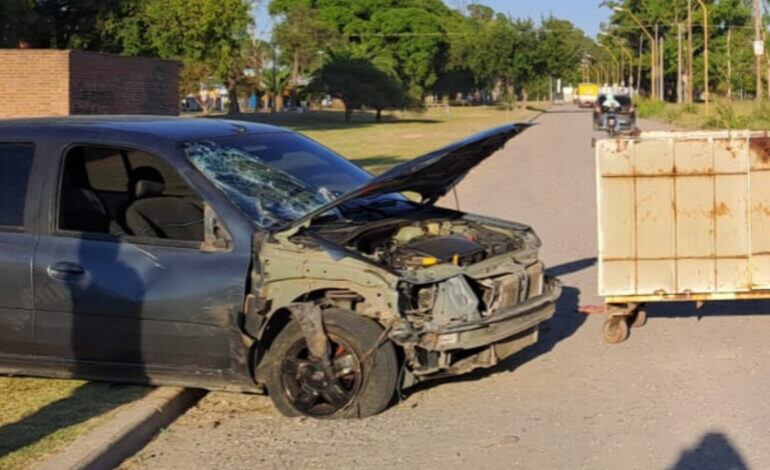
[32,142,253,379]
[0,143,39,358]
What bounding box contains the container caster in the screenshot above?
[630,308,647,328]
[603,316,629,344]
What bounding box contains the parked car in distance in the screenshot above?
[592,94,636,133]
[0,117,561,418]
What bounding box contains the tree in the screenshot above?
[307,48,404,122]
[270,4,340,90]
[118,0,253,114]
[261,66,291,112]
[0,0,126,49]
[269,0,452,103]
[537,17,596,85]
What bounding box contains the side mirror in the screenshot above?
[203,203,232,251]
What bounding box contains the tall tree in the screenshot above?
[269,4,340,88]
[118,0,253,113]
[269,0,453,103]
[0,0,127,49]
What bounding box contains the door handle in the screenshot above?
[46,262,85,281]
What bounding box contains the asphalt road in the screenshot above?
[125,106,769,470]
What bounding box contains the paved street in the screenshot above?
[125,106,770,469]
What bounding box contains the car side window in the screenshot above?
[58,145,205,242]
[0,143,34,228]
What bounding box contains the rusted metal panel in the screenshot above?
[597,131,770,301]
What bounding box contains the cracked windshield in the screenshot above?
[185,132,372,227]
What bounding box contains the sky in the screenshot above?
[461,0,610,37]
[253,0,611,40]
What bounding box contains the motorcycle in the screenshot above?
[606,110,618,137]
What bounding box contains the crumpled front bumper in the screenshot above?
[414,277,562,377]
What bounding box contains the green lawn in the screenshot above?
[228,105,545,174]
[0,378,147,469]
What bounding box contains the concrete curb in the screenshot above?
[37,386,205,470]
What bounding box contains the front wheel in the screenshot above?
[264,309,398,419]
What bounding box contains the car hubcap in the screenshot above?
[280,336,363,417]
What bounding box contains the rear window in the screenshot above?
[0,143,34,227]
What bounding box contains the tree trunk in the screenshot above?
[227,82,240,115]
[292,49,300,108]
[344,104,352,122]
[276,93,284,112]
[375,108,382,122]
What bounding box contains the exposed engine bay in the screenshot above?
[313,215,525,271]
[309,213,545,332]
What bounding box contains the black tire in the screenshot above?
[264,309,398,419]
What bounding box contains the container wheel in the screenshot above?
[603,317,629,344]
[630,308,647,328]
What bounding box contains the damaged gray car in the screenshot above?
[0,117,561,418]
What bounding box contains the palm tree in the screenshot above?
[261,67,291,113]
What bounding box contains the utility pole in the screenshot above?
[638,36,643,97]
[755,0,763,100]
[728,28,732,99]
[695,0,709,113]
[652,23,660,99]
[687,0,693,103]
[659,33,664,100]
[678,23,683,103]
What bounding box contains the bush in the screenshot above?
[704,99,748,129]
[752,100,770,123]
[635,98,666,118]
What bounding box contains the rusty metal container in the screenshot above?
[596,131,770,304]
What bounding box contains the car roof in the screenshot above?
[0,115,286,141]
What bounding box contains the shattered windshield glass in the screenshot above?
[185,140,335,228]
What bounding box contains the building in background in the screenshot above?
[0,50,179,118]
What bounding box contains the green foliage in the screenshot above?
[0,0,126,50]
[118,0,252,82]
[269,0,453,98]
[635,97,666,118]
[603,0,758,96]
[307,48,404,121]
[704,99,749,128]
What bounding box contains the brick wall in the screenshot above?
[0,50,70,118]
[0,50,179,118]
[69,51,179,116]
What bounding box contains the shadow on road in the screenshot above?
[671,432,748,470]
[647,297,770,320]
[402,257,594,399]
[542,109,593,114]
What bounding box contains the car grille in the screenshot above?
[480,262,545,315]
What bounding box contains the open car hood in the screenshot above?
[283,122,532,231]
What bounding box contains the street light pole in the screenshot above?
[599,31,636,90]
[599,43,621,86]
[614,6,657,99]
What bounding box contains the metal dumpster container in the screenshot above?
[596,130,770,342]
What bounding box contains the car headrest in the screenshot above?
[131,166,165,199]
